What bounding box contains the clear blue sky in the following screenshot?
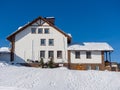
[0,0,120,63]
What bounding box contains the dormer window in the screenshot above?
[31,28,36,34]
[44,28,49,34]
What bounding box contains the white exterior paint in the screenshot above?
[70,51,102,64]
[14,21,68,63]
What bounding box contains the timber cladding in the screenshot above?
[55,63,104,70]
[68,50,71,69]
[69,63,104,70]
[11,36,15,61]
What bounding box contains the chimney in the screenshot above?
[45,17,55,25]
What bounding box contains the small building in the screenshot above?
[0,47,10,63]
[68,43,113,70]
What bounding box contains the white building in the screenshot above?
[7,17,71,64]
[0,47,10,63]
[7,16,113,70]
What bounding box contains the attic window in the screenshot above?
[38,28,43,34]
[44,28,49,34]
[31,28,36,34]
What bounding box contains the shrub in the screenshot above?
[48,57,54,68]
[40,58,44,68]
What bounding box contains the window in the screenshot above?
[86,65,91,70]
[95,66,99,70]
[31,28,36,34]
[44,28,49,34]
[38,28,43,34]
[48,51,54,58]
[86,51,91,59]
[75,51,80,59]
[57,51,62,59]
[49,39,54,46]
[40,39,46,46]
[40,51,45,58]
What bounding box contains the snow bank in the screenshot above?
[0,61,8,67]
[0,65,120,90]
[0,86,29,90]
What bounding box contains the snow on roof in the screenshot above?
[68,42,113,51]
[45,17,55,18]
[18,26,23,30]
[7,22,30,39]
[0,47,10,53]
[67,33,72,37]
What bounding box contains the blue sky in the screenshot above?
[0,0,120,63]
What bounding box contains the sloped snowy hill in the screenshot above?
[0,62,120,90]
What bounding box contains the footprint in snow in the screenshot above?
[49,81,56,86]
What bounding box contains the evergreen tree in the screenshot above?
[48,57,54,68]
[40,58,44,68]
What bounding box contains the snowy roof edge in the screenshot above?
[68,42,114,51]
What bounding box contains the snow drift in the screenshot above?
[0,62,120,90]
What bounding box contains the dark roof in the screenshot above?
[7,16,71,43]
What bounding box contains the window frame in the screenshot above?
[95,66,99,70]
[86,51,91,59]
[75,51,80,59]
[40,51,45,58]
[38,28,43,34]
[31,28,36,34]
[40,39,46,46]
[49,39,54,46]
[86,65,91,70]
[48,51,54,58]
[57,51,62,59]
[44,28,49,34]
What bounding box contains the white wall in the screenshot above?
[70,51,102,64]
[14,21,68,63]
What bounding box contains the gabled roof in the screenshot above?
[68,42,113,51]
[7,16,71,43]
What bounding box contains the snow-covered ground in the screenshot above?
[0,62,120,90]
